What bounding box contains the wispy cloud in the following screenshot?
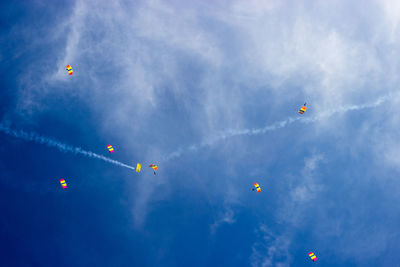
[250,153,325,266]
[7,0,400,235]
[250,224,292,267]
[210,207,236,234]
[290,154,325,203]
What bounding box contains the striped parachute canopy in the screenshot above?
[59,179,67,189]
[66,65,73,75]
[107,145,114,153]
[149,164,158,171]
[308,252,317,262]
[136,163,142,172]
[298,103,307,114]
[253,182,261,193]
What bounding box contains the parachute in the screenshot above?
[136,163,141,172]
[149,164,158,170]
[308,252,317,262]
[107,145,114,153]
[149,164,158,175]
[298,103,307,114]
[59,179,67,189]
[66,65,73,75]
[253,182,261,193]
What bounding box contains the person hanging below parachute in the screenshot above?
[308,252,317,262]
[298,103,307,114]
[107,145,114,153]
[66,65,73,75]
[252,182,261,193]
[149,164,158,175]
[136,163,141,172]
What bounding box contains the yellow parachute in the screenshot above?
[136,163,141,172]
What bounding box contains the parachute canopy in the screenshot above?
[149,164,158,171]
[136,163,141,172]
[107,145,114,153]
[308,252,317,262]
[59,179,67,189]
[66,65,73,75]
[253,182,261,193]
[298,103,307,114]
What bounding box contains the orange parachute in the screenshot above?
[298,103,307,114]
[149,164,158,175]
[149,164,158,170]
[66,65,73,75]
[253,182,261,193]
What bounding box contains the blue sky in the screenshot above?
[1,0,400,266]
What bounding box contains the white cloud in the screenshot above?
[250,153,324,266]
[15,0,400,140]
[250,224,291,267]
[210,207,236,234]
[370,94,400,171]
[10,0,400,228]
[290,154,325,202]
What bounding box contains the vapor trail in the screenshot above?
[0,124,135,170]
[164,95,391,161]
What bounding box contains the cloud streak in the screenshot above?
[0,94,390,171]
[164,94,391,161]
[0,124,136,171]
[210,207,236,234]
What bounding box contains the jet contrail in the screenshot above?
[0,95,392,166]
[164,94,391,161]
[0,124,136,170]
